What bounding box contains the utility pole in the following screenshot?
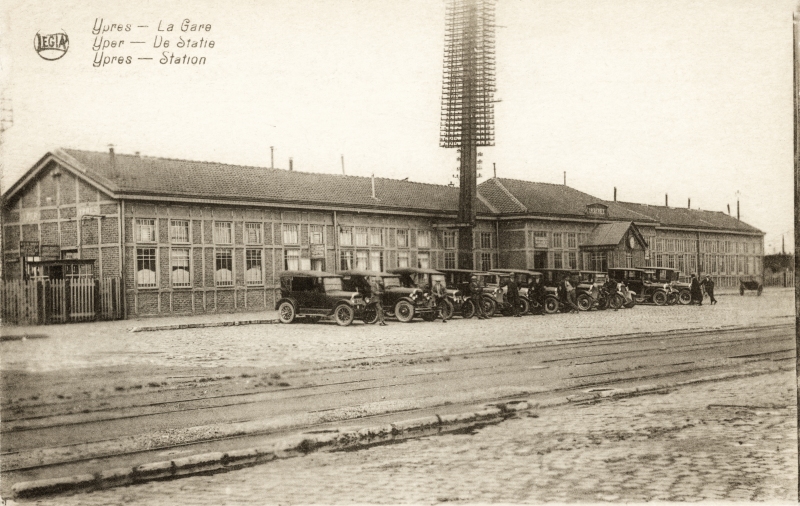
[440,0,496,269]
[793,6,800,497]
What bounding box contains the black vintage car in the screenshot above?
[487,269,536,315]
[340,269,448,322]
[639,267,691,305]
[384,267,444,321]
[438,269,500,318]
[537,268,592,313]
[276,271,366,326]
[608,267,672,306]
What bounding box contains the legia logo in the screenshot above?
[34,30,69,61]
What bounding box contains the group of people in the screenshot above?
[690,273,717,305]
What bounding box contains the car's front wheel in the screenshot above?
[577,293,593,311]
[334,304,355,326]
[278,301,296,324]
[543,296,559,314]
[652,290,668,306]
[461,299,476,319]
[362,304,379,324]
[481,296,496,319]
[678,289,692,305]
[440,299,455,320]
[395,300,415,322]
[517,298,530,315]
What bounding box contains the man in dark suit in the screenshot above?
[690,273,703,305]
[700,275,717,305]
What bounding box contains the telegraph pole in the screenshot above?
[440,0,496,269]
[793,6,800,498]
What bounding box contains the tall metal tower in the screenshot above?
[440,0,496,269]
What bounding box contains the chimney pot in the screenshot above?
[688,198,691,209]
[289,157,293,171]
[665,194,668,207]
[613,187,617,202]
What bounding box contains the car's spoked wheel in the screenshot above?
[278,302,295,324]
[481,297,496,318]
[395,301,415,322]
[362,304,378,324]
[518,298,530,315]
[610,294,624,310]
[576,293,593,311]
[678,290,692,305]
[334,304,354,326]
[461,299,476,319]
[543,297,559,314]
[652,290,668,306]
[441,299,455,320]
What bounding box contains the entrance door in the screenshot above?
[533,251,548,270]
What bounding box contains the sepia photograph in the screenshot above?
[0,0,797,503]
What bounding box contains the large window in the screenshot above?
[479,251,492,271]
[369,228,383,247]
[215,250,233,286]
[170,248,191,287]
[282,224,299,245]
[370,251,383,271]
[396,229,409,248]
[309,225,324,244]
[553,252,563,269]
[339,227,353,246]
[246,250,263,285]
[417,230,431,249]
[398,251,409,268]
[551,233,562,249]
[340,250,353,270]
[567,233,577,249]
[590,252,607,272]
[355,227,368,247]
[356,250,369,270]
[444,251,456,269]
[443,230,456,249]
[136,248,157,288]
[284,249,300,271]
[567,251,578,269]
[214,222,232,244]
[480,232,492,249]
[135,219,156,243]
[245,223,262,244]
[170,220,190,243]
[418,251,430,269]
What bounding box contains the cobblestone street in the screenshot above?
[1,289,793,372]
[25,369,796,505]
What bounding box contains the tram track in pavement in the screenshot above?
[0,322,792,480]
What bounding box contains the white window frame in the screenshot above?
[170,248,191,287]
[215,249,233,286]
[170,220,190,244]
[245,222,262,245]
[417,230,431,249]
[214,222,233,245]
[396,229,409,248]
[246,249,263,285]
[136,247,157,288]
[135,218,156,243]
[282,224,299,245]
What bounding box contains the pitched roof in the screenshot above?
[584,222,634,247]
[479,178,657,223]
[610,201,763,234]
[51,149,493,216]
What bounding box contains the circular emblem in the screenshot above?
[34,30,69,61]
[628,235,636,249]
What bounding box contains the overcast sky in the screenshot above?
[1,0,795,253]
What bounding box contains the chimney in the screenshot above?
[270,146,274,169]
[665,194,668,207]
[289,157,293,171]
[737,199,740,220]
[613,187,617,201]
[493,162,497,179]
[108,144,117,177]
[687,198,690,209]
[341,155,345,175]
[563,171,566,185]
[727,204,731,215]
[371,173,376,199]
[782,235,785,254]
[134,151,140,158]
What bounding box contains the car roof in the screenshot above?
[387,268,444,275]
[338,270,398,277]
[538,268,580,273]
[280,270,341,278]
[439,269,491,275]
[492,268,535,274]
[580,270,605,274]
[608,268,646,273]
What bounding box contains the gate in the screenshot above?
[1,278,122,325]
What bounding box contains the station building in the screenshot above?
[2,148,764,319]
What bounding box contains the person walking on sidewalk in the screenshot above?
[369,275,387,325]
[701,275,717,305]
[690,273,703,305]
[469,274,487,320]
[433,278,449,323]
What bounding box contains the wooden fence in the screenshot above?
[1,278,122,325]
[763,271,794,288]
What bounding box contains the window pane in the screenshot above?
[445,251,456,269]
[356,250,369,270]
[369,251,383,271]
[170,220,189,243]
[246,249,262,285]
[215,250,233,286]
[136,247,157,287]
[398,251,409,268]
[418,231,430,249]
[282,224,299,245]
[418,252,430,268]
[135,219,156,243]
[170,248,191,287]
[369,228,382,246]
[214,223,232,244]
[397,229,409,248]
[355,228,368,247]
[284,249,300,271]
[309,225,324,244]
[339,228,353,246]
[245,223,262,244]
[339,250,353,270]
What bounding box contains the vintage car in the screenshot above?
[739,276,763,296]
[608,267,672,306]
[488,268,539,315]
[340,269,450,322]
[537,268,595,313]
[276,271,366,326]
[640,267,690,305]
[384,267,445,321]
[575,270,609,310]
[438,268,500,318]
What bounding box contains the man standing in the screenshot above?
[560,275,579,313]
[505,276,521,317]
[369,275,387,326]
[690,273,703,305]
[469,274,487,320]
[701,275,717,305]
[433,278,449,323]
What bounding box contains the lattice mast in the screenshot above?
[440,0,496,269]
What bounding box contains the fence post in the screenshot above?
[94,279,102,320]
[64,278,71,322]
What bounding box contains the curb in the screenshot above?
[10,364,790,499]
[129,318,280,332]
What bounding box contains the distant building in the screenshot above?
[2,148,764,319]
